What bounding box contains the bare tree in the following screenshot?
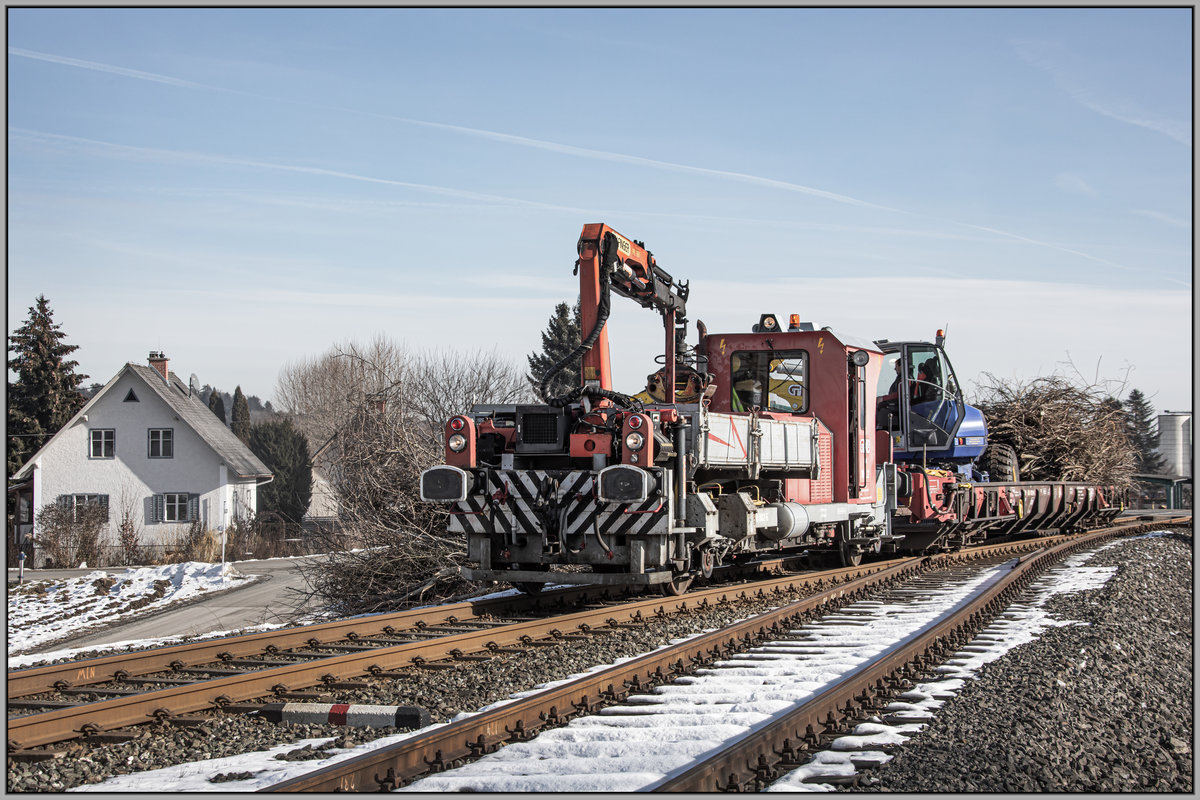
[406,347,536,441]
[277,338,533,614]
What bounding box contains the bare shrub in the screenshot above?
[114,484,146,566]
[280,340,532,615]
[973,370,1137,487]
[176,521,222,563]
[36,502,106,567]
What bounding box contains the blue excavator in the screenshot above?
[873,330,1019,483]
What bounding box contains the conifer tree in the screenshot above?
[1124,389,1167,474]
[7,296,88,476]
[208,388,227,425]
[526,299,582,399]
[231,385,252,444]
[248,417,312,525]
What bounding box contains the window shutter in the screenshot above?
[57,495,69,510]
[188,495,200,523]
[152,494,164,523]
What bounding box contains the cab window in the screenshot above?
[730,350,808,413]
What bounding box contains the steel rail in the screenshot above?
[258,557,927,792]
[259,518,1186,792]
[11,518,1184,755]
[5,560,903,751]
[7,556,794,700]
[652,517,1178,791]
[6,583,644,699]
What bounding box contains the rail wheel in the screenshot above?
[661,572,694,596]
[514,582,544,595]
[698,549,716,579]
[839,540,863,567]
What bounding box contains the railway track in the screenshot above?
[4,557,888,754]
[7,516,1184,786]
[260,516,1185,792]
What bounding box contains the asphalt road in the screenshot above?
[10,554,330,654]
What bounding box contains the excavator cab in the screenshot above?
[874,335,987,471]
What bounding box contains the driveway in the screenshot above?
[10,554,330,654]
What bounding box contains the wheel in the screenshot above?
[698,549,716,579]
[514,582,544,595]
[660,573,694,596]
[839,539,863,567]
[981,442,1021,482]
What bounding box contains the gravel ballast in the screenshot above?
[8,528,1192,792]
[862,530,1193,793]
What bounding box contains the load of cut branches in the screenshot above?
[972,372,1136,488]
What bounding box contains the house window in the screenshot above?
[123,389,139,402]
[155,493,197,523]
[148,428,174,458]
[89,429,115,459]
[59,494,110,522]
[164,493,189,522]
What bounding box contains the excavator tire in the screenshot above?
[981,442,1021,482]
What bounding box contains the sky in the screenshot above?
[6,8,1194,413]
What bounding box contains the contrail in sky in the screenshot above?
[8,128,587,213]
[6,46,903,213]
[8,46,1163,276]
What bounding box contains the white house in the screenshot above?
[13,352,272,562]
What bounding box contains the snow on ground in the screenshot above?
[65,534,1160,793]
[7,562,257,658]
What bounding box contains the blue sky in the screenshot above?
[7,8,1193,412]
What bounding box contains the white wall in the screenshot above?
[28,369,257,550]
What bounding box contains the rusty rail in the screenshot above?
[653,517,1184,791]
[260,517,1186,792]
[5,559,903,751]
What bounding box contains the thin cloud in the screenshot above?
[1013,39,1191,146]
[9,47,1164,278]
[8,128,584,212]
[9,47,218,91]
[8,46,901,214]
[1131,209,1190,229]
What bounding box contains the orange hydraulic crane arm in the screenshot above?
[572,223,690,403]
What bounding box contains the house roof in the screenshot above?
[128,365,271,478]
[13,363,272,480]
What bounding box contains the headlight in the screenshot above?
[625,432,645,451]
[448,434,467,452]
[420,466,469,502]
[597,465,651,503]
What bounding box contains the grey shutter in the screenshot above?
[57,495,70,510]
[99,495,110,522]
[152,494,164,523]
[188,495,200,523]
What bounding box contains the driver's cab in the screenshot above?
[875,335,977,460]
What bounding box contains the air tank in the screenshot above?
[761,502,811,541]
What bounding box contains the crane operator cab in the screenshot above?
[874,332,987,473]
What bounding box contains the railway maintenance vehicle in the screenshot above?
[420,224,1124,594]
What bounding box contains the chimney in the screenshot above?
[148,351,169,382]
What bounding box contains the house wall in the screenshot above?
[27,370,258,553]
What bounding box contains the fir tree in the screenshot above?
[1124,389,1167,474]
[248,417,312,526]
[526,299,582,399]
[7,296,88,476]
[231,385,252,444]
[207,387,227,424]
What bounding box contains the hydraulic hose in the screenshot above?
[909,464,956,515]
[539,232,641,411]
